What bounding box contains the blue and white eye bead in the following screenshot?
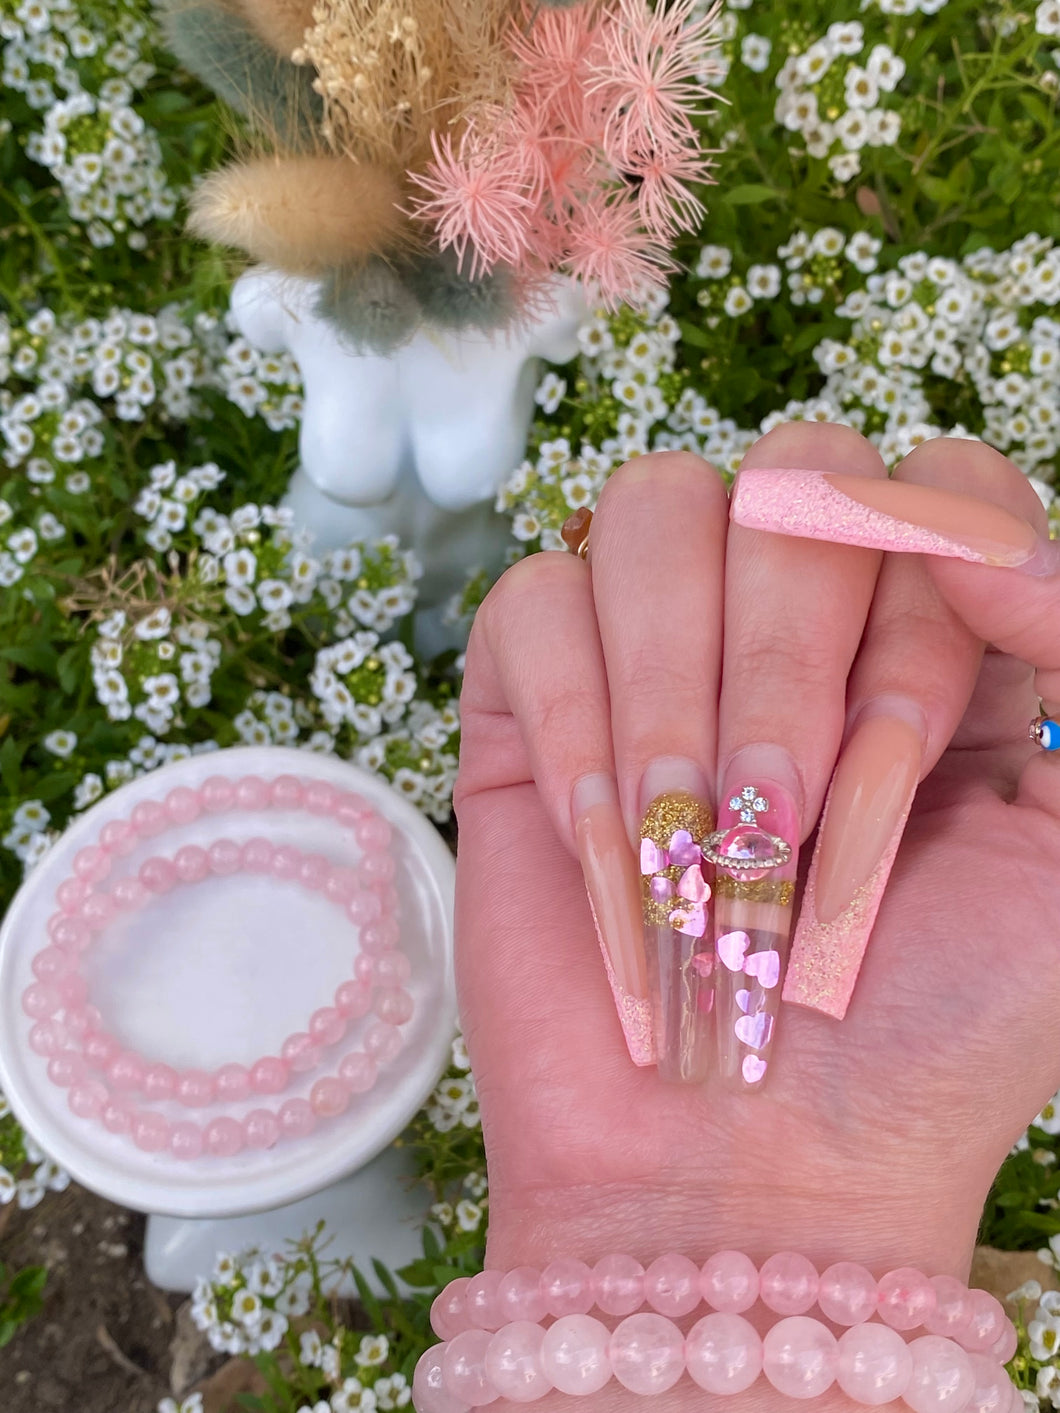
[1032,716,1060,751]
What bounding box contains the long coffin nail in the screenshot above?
[784,705,923,1020]
[707,745,801,1092]
[573,775,655,1066]
[638,770,715,1084]
[731,467,1042,569]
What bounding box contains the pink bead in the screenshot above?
[63,1004,100,1039]
[204,1116,245,1157]
[338,1051,377,1092]
[29,1020,68,1056]
[214,1064,251,1102]
[373,987,414,1025]
[486,1321,551,1403]
[356,815,391,850]
[208,838,241,875]
[22,982,62,1019]
[298,853,331,890]
[241,837,275,873]
[335,792,371,827]
[373,882,399,914]
[643,1252,701,1318]
[130,799,167,837]
[413,1345,470,1413]
[112,876,149,910]
[170,1122,204,1160]
[465,1270,505,1331]
[335,981,372,1018]
[139,856,177,893]
[269,774,304,809]
[362,918,400,954]
[176,1068,215,1107]
[442,1327,498,1406]
[174,844,210,883]
[309,1007,347,1047]
[249,1056,288,1094]
[164,786,202,824]
[235,775,269,810]
[80,891,116,930]
[760,1251,820,1315]
[592,1254,645,1318]
[55,972,88,1008]
[310,1077,350,1118]
[364,1021,402,1062]
[83,1030,121,1069]
[107,1051,145,1091]
[49,915,90,951]
[432,1277,472,1339]
[962,1353,1012,1413]
[354,953,375,984]
[281,1032,321,1073]
[925,1276,974,1342]
[347,891,383,925]
[142,1063,178,1101]
[304,780,339,815]
[324,866,359,903]
[358,850,395,884]
[762,1316,838,1399]
[904,1335,975,1413]
[836,1321,913,1405]
[56,876,88,913]
[132,1110,170,1152]
[68,1080,108,1119]
[374,951,412,986]
[243,1109,281,1149]
[686,1312,763,1394]
[47,1052,85,1086]
[201,775,235,813]
[277,1098,316,1139]
[99,819,137,856]
[609,1312,684,1394]
[496,1268,547,1325]
[988,1322,1018,1364]
[818,1261,878,1326]
[269,844,301,879]
[32,946,73,981]
[73,846,111,884]
[878,1267,937,1331]
[540,1314,612,1395]
[962,1290,1008,1353]
[101,1097,134,1134]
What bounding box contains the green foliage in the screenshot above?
[0,1262,47,1349]
[981,1129,1060,1251]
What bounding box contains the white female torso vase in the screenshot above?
[229,268,586,649]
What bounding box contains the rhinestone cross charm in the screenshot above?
[729,785,769,825]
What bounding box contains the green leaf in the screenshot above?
[56,646,83,696]
[7,1267,46,1302]
[724,183,779,206]
[352,1267,385,1326]
[235,1396,266,1411]
[678,319,712,349]
[372,1258,400,1299]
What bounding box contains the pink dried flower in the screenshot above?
[565,192,675,307]
[508,0,609,132]
[625,141,716,239]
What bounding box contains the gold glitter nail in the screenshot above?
[640,791,714,925]
[713,876,795,906]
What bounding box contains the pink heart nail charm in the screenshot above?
[716,930,750,971]
[668,829,700,867]
[650,875,675,903]
[742,1054,767,1084]
[735,988,757,1014]
[734,1012,774,1050]
[677,863,711,903]
[641,839,669,874]
[690,952,714,977]
[697,988,714,1014]
[670,903,706,937]
[743,949,780,989]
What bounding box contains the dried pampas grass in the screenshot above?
[188,155,409,273]
[295,0,521,171]
[232,0,317,58]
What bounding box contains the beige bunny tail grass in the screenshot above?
[231,0,316,57]
[187,156,410,274]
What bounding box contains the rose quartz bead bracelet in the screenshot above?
[20,774,414,1160]
[413,1255,1019,1411]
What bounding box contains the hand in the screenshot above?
[452,423,1060,1410]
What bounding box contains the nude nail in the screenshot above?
[732,467,1041,568]
[573,775,655,1067]
[784,709,923,1020]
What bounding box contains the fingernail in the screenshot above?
[707,744,801,1093]
[732,467,1040,569]
[784,701,924,1020]
[573,774,655,1067]
[638,767,715,1084]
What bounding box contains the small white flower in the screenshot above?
[740,33,771,72]
[356,1333,389,1367]
[299,1329,324,1367]
[724,286,753,317]
[695,245,732,279]
[534,371,566,413]
[747,264,781,299]
[43,730,77,758]
[455,1198,484,1231]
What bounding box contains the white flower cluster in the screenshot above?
[190,1247,310,1358]
[89,603,224,734]
[1010,1268,1060,1405]
[0,1089,70,1208]
[311,636,419,738]
[3,0,177,247]
[353,699,461,823]
[296,1329,409,1411]
[865,0,947,11]
[2,798,54,871]
[220,335,305,434]
[775,21,905,183]
[430,1172,489,1234]
[425,1034,481,1133]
